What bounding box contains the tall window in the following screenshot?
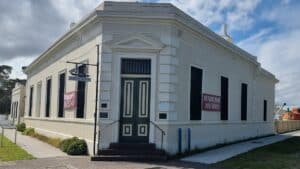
[241,83,248,121]
[36,82,42,117]
[190,66,203,120]
[221,76,229,120]
[76,65,87,118]
[58,72,66,118]
[10,102,14,118]
[29,86,33,117]
[14,102,18,118]
[45,78,52,117]
[264,100,267,121]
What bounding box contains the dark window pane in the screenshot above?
[264,100,267,121]
[58,73,66,117]
[190,66,203,120]
[29,87,33,117]
[45,79,52,117]
[241,83,247,121]
[221,76,228,120]
[76,65,86,118]
[121,59,151,75]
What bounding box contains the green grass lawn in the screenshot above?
[0,135,35,161]
[218,137,300,169]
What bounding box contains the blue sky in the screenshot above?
[1,0,300,107]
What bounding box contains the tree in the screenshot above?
[0,65,12,87]
[0,65,15,114]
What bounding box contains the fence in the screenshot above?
[275,120,300,133]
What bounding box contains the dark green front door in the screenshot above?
[119,78,150,143]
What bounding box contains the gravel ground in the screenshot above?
[0,156,221,169]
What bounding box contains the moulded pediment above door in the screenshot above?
[109,34,165,52]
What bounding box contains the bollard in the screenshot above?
[187,128,191,152]
[178,128,182,154]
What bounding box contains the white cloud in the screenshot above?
[158,0,261,31]
[262,3,300,30]
[238,29,300,106]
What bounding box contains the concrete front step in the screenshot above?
[92,142,167,161]
[98,149,166,155]
[91,155,167,161]
[109,143,156,150]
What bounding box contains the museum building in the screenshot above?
[20,2,278,156]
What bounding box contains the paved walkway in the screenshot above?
[0,156,218,169]
[182,130,300,164]
[3,129,67,158]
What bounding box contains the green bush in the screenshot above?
[67,139,88,155]
[59,137,87,155]
[59,137,78,152]
[16,123,26,132]
[23,128,35,136]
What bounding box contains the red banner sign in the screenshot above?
[202,93,221,111]
[64,91,77,109]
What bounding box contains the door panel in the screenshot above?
[119,78,150,143]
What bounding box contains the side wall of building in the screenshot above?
[162,25,277,154]
[24,21,102,154]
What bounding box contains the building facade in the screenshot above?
[10,82,26,124]
[23,2,278,155]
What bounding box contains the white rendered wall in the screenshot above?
[24,21,102,154]
[163,25,277,154]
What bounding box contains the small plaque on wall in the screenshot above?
[159,113,167,120]
[101,103,108,108]
[100,112,108,119]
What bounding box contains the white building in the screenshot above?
[10,81,26,124]
[22,2,278,157]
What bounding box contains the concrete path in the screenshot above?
[182,130,300,164]
[0,156,219,169]
[3,129,67,158]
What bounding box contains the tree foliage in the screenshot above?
[0,65,24,114]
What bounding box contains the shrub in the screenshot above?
[23,128,35,136]
[59,137,87,155]
[16,123,26,132]
[67,139,88,155]
[59,137,78,152]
